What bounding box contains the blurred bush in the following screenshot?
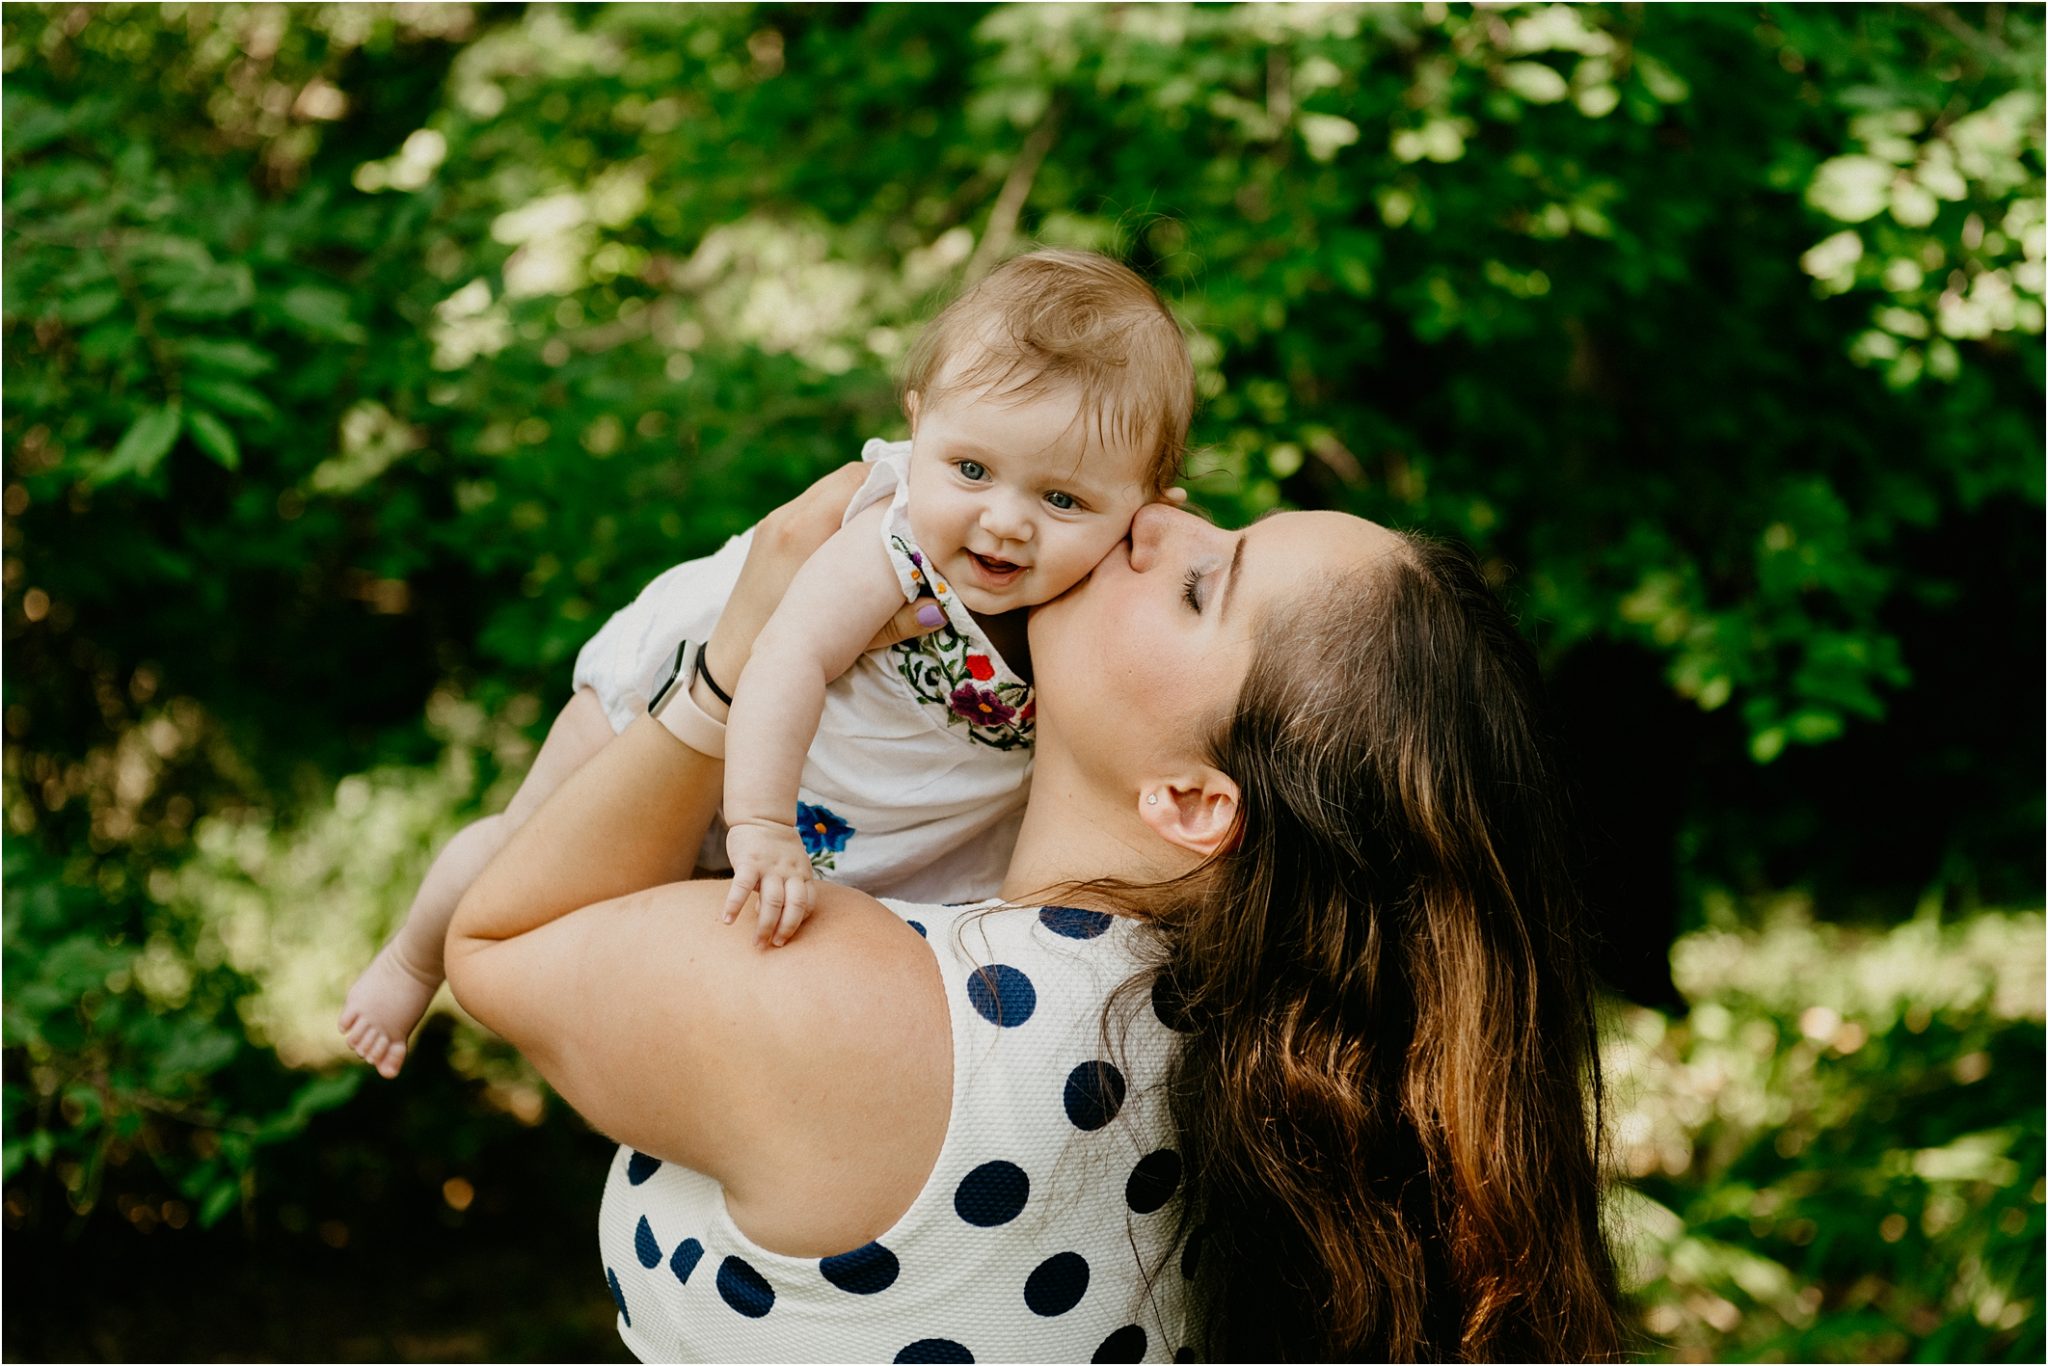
[1610,905,2044,1361]
[2,3,2042,1358]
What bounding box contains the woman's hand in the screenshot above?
[701,464,945,709]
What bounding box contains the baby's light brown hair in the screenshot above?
[901,249,1195,489]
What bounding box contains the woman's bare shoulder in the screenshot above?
[519,877,952,1255]
[701,881,953,1253]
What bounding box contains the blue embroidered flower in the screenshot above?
[795,802,855,856]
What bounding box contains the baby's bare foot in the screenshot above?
[337,940,441,1079]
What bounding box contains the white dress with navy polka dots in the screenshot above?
[595,898,1201,1363]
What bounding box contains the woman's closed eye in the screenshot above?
[1181,567,1206,612]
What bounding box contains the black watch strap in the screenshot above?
[693,644,733,707]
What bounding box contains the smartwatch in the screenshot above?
[647,639,727,759]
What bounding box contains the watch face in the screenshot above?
[648,640,691,714]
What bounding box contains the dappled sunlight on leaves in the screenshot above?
[1607,908,2044,1361]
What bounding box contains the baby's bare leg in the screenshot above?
[339,689,616,1077]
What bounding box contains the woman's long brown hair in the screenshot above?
[1101,534,1621,1360]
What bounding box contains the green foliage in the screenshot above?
[2,838,363,1230]
[1611,906,2045,1360]
[5,5,2041,801]
[1,4,2042,1358]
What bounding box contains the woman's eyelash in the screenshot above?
[1181,568,1204,612]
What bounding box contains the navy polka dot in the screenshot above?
[1180,1224,1204,1280]
[895,1340,974,1363]
[1151,972,1195,1032]
[907,920,927,938]
[605,1265,630,1328]
[1093,1324,1147,1362]
[1174,1347,1198,1362]
[1062,1060,1127,1131]
[966,963,1036,1027]
[626,1150,661,1185]
[954,1159,1030,1226]
[715,1255,774,1317]
[1023,1251,1090,1316]
[1126,1148,1182,1214]
[670,1237,704,1284]
[1039,905,1113,939]
[820,1240,900,1295]
[634,1214,661,1268]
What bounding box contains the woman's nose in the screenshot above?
[1127,501,1211,572]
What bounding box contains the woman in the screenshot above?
[447,469,1621,1361]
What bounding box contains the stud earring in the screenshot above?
[1146,793,1160,805]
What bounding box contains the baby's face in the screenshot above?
[905,380,1155,616]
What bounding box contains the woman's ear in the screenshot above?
[1137,769,1242,859]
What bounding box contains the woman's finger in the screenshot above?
[867,597,950,652]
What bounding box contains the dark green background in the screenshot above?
[4,4,2041,1360]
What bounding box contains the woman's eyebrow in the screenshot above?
[1219,535,1248,622]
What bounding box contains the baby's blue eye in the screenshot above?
[1045,490,1076,511]
[957,460,987,481]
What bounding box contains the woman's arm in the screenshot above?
[442,467,953,1251]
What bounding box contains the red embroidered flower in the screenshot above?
[965,654,995,682]
[1019,700,1035,723]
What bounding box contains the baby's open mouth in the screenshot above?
[968,551,1025,580]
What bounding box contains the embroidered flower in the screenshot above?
[795,802,855,856]
[908,550,923,567]
[949,683,1016,727]
[1019,699,1035,722]
[965,654,995,682]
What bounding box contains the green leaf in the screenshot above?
[182,375,276,422]
[161,263,255,320]
[51,288,122,327]
[197,1180,239,1229]
[2,99,71,160]
[91,405,182,485]
[184,408,240,470]
[1502,62,1570,105]
[254,1070,364,1143]
[176,337,278,378]
[278,284,366,342]
[1807,155,1894,224]
[1750,726,1788,764]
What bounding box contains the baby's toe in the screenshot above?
[378,1043,407,1079]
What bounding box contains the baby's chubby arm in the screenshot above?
[723,501,909,945]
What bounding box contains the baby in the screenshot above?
[340,248,1193,1076]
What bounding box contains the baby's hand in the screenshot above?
[723,820,816,947]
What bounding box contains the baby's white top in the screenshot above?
[572,440,1034,904]
[595,897,1201,1363]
